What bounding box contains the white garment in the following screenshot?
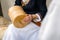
[3,22,40,40]
[38,0,60,40]
[33,14,41,22]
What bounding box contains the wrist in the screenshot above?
[32,14,41,22]
[32,14,37,19]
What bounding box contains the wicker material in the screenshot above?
[0,16,11,27]
[8,6,28,28]
[0,16,11,40]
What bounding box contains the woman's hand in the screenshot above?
[32,14,38,19]
[21,14,33,24]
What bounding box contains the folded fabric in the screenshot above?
[3,22,40,40]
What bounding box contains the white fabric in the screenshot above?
[33,14,41,22]
[22,0,29,5]
[38,0,60,40]
[3,22,40,40]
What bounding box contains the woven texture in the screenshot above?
[0,16,11,40]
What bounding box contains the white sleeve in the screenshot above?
[33,14,41,22]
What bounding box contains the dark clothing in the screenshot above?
[15,0,47,20]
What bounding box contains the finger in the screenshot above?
[23,16,30,22]
[28,15,32,21]
[21,16,29,24]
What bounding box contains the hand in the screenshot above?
[32,14,41,26]
[32,14,38,19]
[21,14,32,24]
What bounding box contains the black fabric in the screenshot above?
[15,0,47,20]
